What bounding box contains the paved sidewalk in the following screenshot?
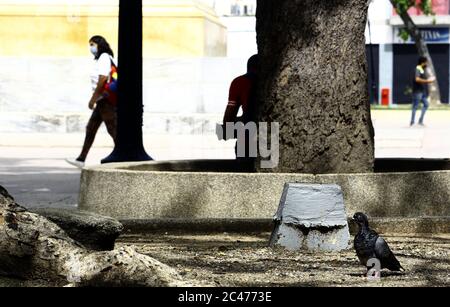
[1,147,89,209]
[0,135,235,208]
[372,109,450,158]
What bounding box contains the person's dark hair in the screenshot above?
[418,56,428,65]
[247,54,258,73]
[89,35,114,60]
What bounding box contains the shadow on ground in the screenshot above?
[118,232,450,287]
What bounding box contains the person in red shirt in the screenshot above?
[222,54,258,160]
[223,54,258,125]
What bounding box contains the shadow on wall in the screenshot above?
[161,173,207,218]
[367,170,449,218]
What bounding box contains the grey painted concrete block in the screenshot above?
[269,183,351,252]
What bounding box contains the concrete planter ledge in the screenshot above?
[79,160,450,221]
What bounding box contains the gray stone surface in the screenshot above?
[269,184,350,252]
[30,207,123,251]
[79,161,450,220]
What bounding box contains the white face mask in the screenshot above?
[90,45,98,56]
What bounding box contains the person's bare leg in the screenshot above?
[77,107,103,162]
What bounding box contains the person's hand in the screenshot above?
[429,76,436,83]
[88,99,96,110]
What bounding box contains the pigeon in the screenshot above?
[353,212,404,273]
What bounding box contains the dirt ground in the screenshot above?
[0,232,448,287]
[117,232,450,287]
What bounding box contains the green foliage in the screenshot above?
[419,0,433,15]
[398,28,410,41]
[392,0,434,41]
[391,0,433,15]
[392,0,415,14]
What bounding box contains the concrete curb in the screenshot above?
[79,161,450,220]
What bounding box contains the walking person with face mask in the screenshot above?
[66,36,118,168]
[410,56,435,127]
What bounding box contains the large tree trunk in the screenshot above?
[390,0,442,106]
[0,187,194,287]
[255,0,375,173]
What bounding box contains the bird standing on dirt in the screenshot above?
[353,212,404,275]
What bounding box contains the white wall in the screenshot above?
[202,0,256,16]
[366,0,394,44]
[221,16,257,58]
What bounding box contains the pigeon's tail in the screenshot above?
[386,256,404,272]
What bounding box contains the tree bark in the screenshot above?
[390,0,441,105]
[255,0,375,174]
[0,187,194,287]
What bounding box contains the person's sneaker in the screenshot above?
[65,158,85,169]
[419,122,426,127]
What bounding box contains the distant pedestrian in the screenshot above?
[66,35,118,168]
[410,56,435,127]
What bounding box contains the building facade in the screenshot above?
[2,0,448,135]
[0,0,227,58]
[211,0,450,105]
[367,0,450,104]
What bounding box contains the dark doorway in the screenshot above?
[366,44,380,104]
[393,44,449,104]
